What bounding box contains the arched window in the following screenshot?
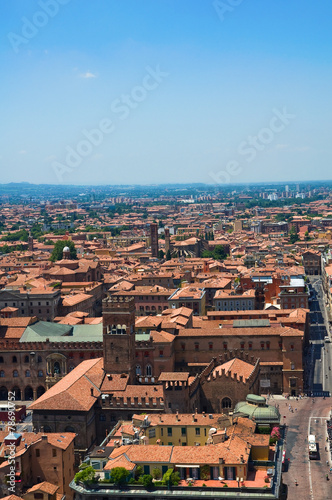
[25,370,31,377]
[24,386,33,400]
[43,425,52,433]
[37,386,45,398]
[38,370,43,377]
[222,397,232,409]
[0,357,4,363]
[0,370,4,377]
[69,365,75,372]
[13,370,18,378]
[37,355,42,363]
[65,425,76,433]
[11,387,21,400]
[0,387,8,400]
[136,365,141,376]
[12,356,17,363]
[146,365,152,377]
[24,355,29,363]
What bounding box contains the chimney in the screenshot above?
[176,410,179,421]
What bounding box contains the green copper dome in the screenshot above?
[234,394,280,424]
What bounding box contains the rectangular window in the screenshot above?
[149,428,156,438]
[195,428,200,436]
[248,342,252,350]
[223,343,228,350]
[194,343,199,351]
[161,428,163,436]
[209,342,213,350]
[266,342,270,350]
[181,343,185,351]
[181,427,186,436]
[240,342,245,349]
[261,343,265,350]
[167,427,172,437]
[144,465,150,475]
[159,350,164,357]
[52,449,57,457]
[290,344,294,351]
[36,449,40,457]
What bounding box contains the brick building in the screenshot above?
[0,288,61,322]
[0,431,75,499]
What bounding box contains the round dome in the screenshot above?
[234,397,280,424]
[63,246,70,252]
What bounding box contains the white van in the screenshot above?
[324,336,331,343]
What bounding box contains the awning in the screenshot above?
[175,465,200,468]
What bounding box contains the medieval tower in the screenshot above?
[102,295,136,383]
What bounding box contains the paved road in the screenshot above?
[269,396,332,500]
[306,277,332,394]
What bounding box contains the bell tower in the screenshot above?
[102,295,136,383]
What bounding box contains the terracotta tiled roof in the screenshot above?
[150,330,175,344]
[29,358,103,411]
[26,481,59,494]
[158,372,189,382]
[213,358,255,381]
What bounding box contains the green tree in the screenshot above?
[74,465,96,485]
[289,226,299,244]
[162,469,180,487]
[140,474,154,488]
[152,468,162,480]
[50,240,77,262]
[166,249,171,261]
[134,465,143,480]
[111,467,129,485]
[202,245,228,261]
[158,250,165,259]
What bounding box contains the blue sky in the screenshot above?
[1,0,332,185]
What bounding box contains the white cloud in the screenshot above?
[80,71,97,79]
